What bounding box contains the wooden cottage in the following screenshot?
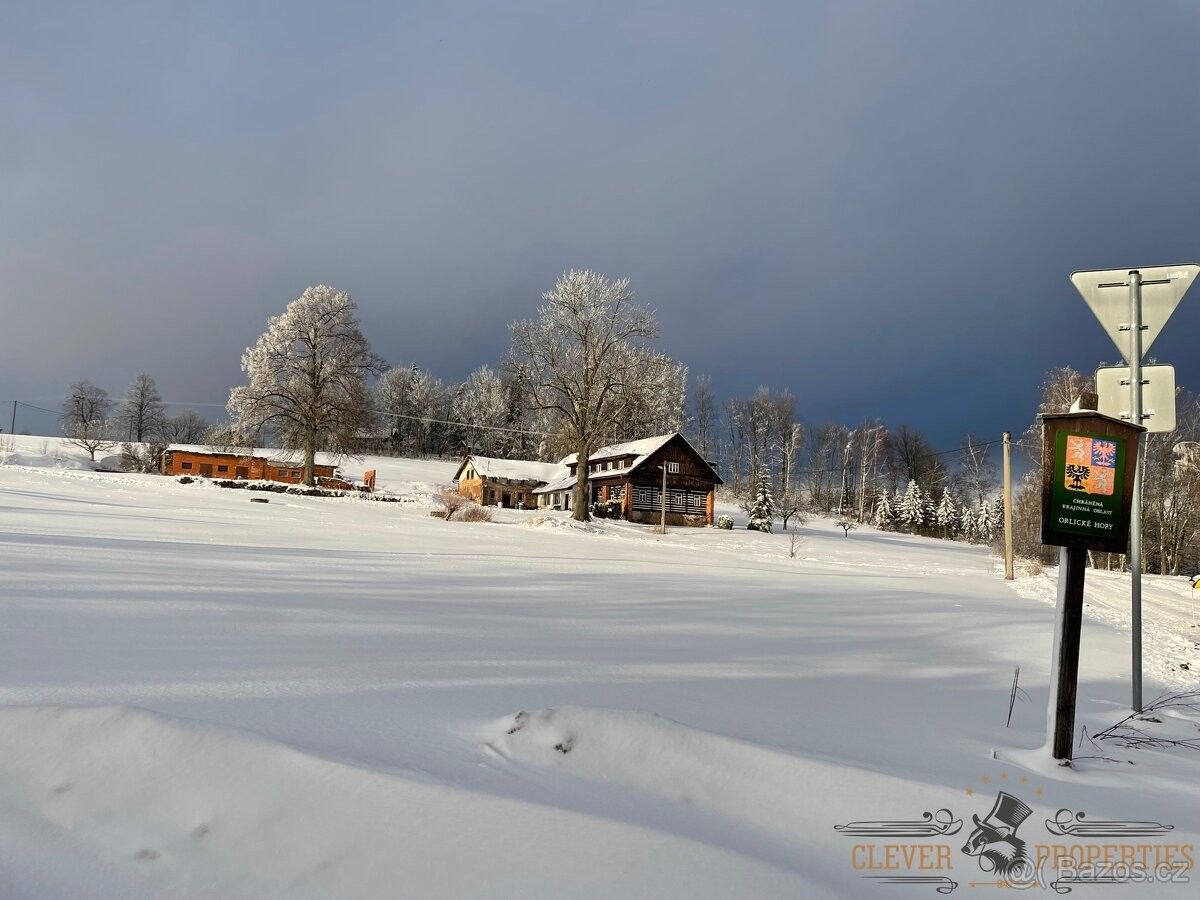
[536,433,721,526]
[453,456,565,510]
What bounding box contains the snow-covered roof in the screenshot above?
[457,456,565,484]
[165,444,342,468]
[533,473,577,494]
[559,433,677,468]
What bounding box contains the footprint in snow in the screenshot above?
[134,849,160,861]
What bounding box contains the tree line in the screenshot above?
[51,274,1200,558]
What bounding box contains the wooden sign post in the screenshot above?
[1040,403,1144,762]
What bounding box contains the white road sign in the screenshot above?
[1071,264,1198,363]
[1096,364,1177,434]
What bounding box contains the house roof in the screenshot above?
[454,455,564,484]
[533,472,578,494]
[559,433,676,468]
[562,433,721,483]
[535,432,721,492]
[164,444,341,468]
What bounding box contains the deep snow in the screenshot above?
[1,435,1197,897]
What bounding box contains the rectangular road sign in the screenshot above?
[1071,265,1198,363]
[1096,364,1177,434]
[1040,411,1143,554]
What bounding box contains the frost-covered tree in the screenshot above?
[897,479,926,532]
[614,354,687,439]
[376,364,450,457]
[935,490,959,539]
[507,270,660,521]
[745,467,775,533]
[873,491,895,529]
[228,285,385,485]
[116,373,167,442]
[691,374,716,459]
[160,409,209,444]
[452,365,511,456]
[976,499,998,545]
[61,380,115,460]
[959,503,976,542]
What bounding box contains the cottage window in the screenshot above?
[666,461,680,474]
[291,470,301,478]
[181,461,192,470]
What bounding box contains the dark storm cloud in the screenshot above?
[2,1,1198,443]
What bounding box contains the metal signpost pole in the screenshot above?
[1002,431,1014,580]
[1127,270,1144,713]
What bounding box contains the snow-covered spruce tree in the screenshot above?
[873,491,895,530]
[507,270,661,522]
[116,373,167,442]
[746,467,775,532]
[975,500,998,545]
[228,285,385,485]
[959,503,976,542]
[897,479,926,533]
[935,490,958,540]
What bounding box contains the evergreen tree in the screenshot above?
[935,490,958,539]
[746,467,775,533]
[897,479,926,532]
[959,503,976,542]
[873,491,895,530]
[976,500,998,545]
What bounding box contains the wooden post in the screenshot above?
[1048,546,1088,761]
[660,464,668,535]
[1003,431,1014,580]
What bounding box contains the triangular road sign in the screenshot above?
[1071,264,1199,363]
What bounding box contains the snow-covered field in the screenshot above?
[1,435,1197,898]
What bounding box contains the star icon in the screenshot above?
[1018,776,1028,785]
[980,776,990,785]
[999,772,1009,780]
[1034,788,1044,798]
[965,788,975,796]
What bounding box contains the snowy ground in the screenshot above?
[1,435,1197,898]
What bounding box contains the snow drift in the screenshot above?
[0,706,805,899]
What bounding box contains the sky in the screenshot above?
[2,1,1199,446]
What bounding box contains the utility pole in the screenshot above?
[1127,270,1144,713]
[660,464,668,535]
[1002,431,1014,580]
[9,400,15,436]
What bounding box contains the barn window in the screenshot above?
[291,470,301,478]
[217,465,228,473]
[181,461,192,470]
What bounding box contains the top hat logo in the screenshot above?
[974,791,1032,837]
[962,792,1035,883]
